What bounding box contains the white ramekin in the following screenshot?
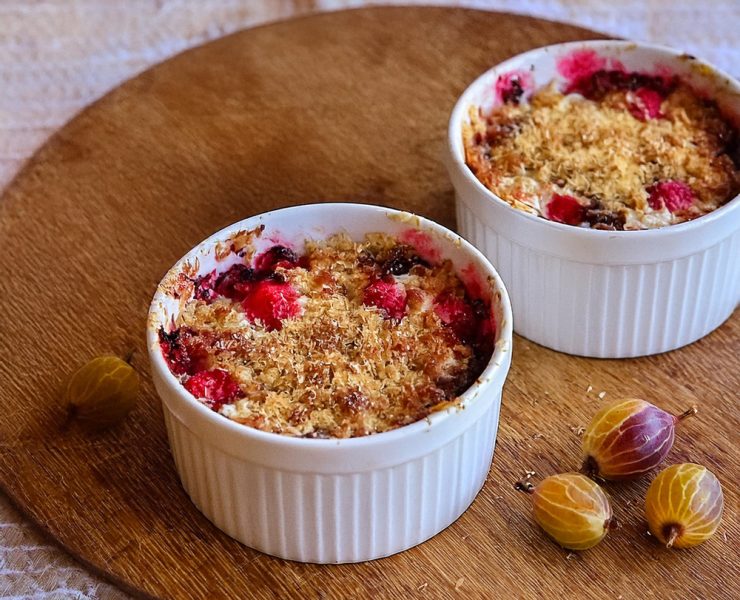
[446,41,740,358]
[147,203,512,563]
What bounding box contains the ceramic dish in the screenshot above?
[446,40,740,358]
[147,203,513,563]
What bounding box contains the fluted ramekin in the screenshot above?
[446,41,740,358]
[147,203,512,563]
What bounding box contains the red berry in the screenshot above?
[434,291,476,343]
[545,194,585,225]
[184,368,243,410]
[628,87,663,121]
[363,278,407,320]
[242,280,302,331]
[647,180,694,212]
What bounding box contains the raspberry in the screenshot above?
[434,291,476,343]
[184,368,242,410]
[158,327,209,376]
[253,245,300,275]
[242,280,302,331]
[628,87,664,121]
[545,194,586,225]
[214,264,255,301]
[363,278,407,320]
[647,180,694,212]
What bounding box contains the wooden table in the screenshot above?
[1,7,737,599]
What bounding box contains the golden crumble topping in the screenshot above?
[158,233,495,438]
[464,74,739,230]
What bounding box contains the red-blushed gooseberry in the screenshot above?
[582,398,696,480]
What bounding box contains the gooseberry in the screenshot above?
[582,398,696,480]
[65,355,139,431]
[517,473,614,550]
[645,463,724,549]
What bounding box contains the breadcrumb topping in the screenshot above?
[160,233,494,438]
[464,76,739,230]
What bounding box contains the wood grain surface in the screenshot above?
[0,7,737,599]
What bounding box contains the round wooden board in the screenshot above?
[1,7,738,599]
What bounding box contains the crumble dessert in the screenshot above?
[463,68,740,230]
[158,232,495,438]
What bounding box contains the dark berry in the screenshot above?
[381,245,428,276]
[158,327,209,376]
[567,69,675,100]
[584,207,626,230]
[253,245,299,274]
[193,270,218,302]
[501,77,525,104]
[214,264,255,301]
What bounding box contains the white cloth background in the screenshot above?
[1,1,737,597]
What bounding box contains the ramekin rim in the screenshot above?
[146,202,513,449]
[446,39,740,239]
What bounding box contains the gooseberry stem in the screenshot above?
[664,524,681,548]
[676,406,697,422]
[581,456,600,480]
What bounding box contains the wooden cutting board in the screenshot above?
[1,7,737,599]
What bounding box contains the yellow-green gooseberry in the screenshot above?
[517,473,615,550]
[645,463,724,549]
[65,355,139,430]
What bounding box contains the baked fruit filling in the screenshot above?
[158,232,495,438]
[464,66,740,230]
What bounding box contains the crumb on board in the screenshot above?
[598,391,607,399]
[455,578,465,591]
